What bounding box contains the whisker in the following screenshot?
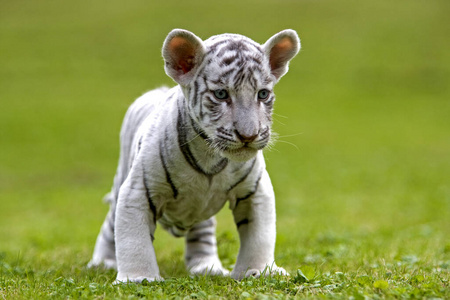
[266,131,301,151]
[272,116,286,126]
[275,140,300,151]
[264,141,278,153]
[179,132,202,147]
[264,146,280,154]
[272,112,288,119]
[276,132,303,138]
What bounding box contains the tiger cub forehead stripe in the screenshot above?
[90,29,301,283]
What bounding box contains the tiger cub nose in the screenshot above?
[235,130,258,143]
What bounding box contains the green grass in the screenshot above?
[1,0,449,298]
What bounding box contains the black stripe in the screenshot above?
[143,170,158,224]
[177,110,205,174]
[204,95,220,108]
[186,236,215,246]
[258,127,270,142]
[210,111,225,123]
[249,76,256,90]
[192,81,199,107]
[208,39,263,60]
[250,56,262,65]
[233,69,246,87]
[227,41,249,54]
[227,158,257,192]
[209,157,229,175]
[247,42,264,54]
[101,225,115,244]
[191,218,215,230]
[236,218,250,228]
[199,94,204,120]
[177,106,228,177]
[188,228,214,236]
[166,91,175,102]
[170,227,186,237]
[219,69,235,81]
[137,136,143,153]
[211,77,224,85]
[186,250,213,261]
[248,69,258,90]
[204,103,225,123]
[101,229,115,243]
[235,191,254,208]
[234,173,263,208]
[222,54,238,66]
[198,75,212,114]
[174,224,188,232]
[216,134,235,143]
[262,75,272,85]
[216,45,233,58]
[202,75,211,90]
[160,134,179,199]
[217,127,233,138]
[108,214,115,232]
[207,40,229,53]
[189,115,209,140]
[192,78,209,109]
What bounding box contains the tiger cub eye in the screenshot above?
[214,89,229,100]
[257,89,270,100]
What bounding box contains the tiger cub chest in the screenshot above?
[150,151,259,232]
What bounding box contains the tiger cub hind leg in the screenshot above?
[88,200,117,270]
[185,217,229,276]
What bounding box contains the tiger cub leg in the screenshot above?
[230,171,288,280]
[114,174,162,283]
[185,217,229,276]
[88,201,117,269]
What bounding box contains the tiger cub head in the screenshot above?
[162,29,300,162]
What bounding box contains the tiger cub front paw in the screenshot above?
[114,275,164,285]
[231,265,289,280]
[187,256,229,276]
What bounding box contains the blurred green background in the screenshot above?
[0,0,449,274]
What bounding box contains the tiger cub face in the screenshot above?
[162,30,300,161]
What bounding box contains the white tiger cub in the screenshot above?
[89,29,300,283]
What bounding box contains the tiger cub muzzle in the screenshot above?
[213,125,271,162]
[202,92,273,162]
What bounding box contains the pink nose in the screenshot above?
[235,130,258,143]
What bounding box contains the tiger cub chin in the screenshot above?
[89,29,300,283]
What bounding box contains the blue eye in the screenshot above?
[214,89,229,100]
[257,89,270,100]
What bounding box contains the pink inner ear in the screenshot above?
[178,57,194,74]
[270,37,295,71]
[168,37,196,74]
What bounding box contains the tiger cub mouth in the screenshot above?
[221,145,260,162]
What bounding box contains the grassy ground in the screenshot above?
[1,0,449,298]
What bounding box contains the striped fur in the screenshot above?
[89,29,300,283]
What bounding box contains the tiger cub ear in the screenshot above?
[263,29,301,81]
[162,29,206,86]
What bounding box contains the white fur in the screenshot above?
[89,29,300,283]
